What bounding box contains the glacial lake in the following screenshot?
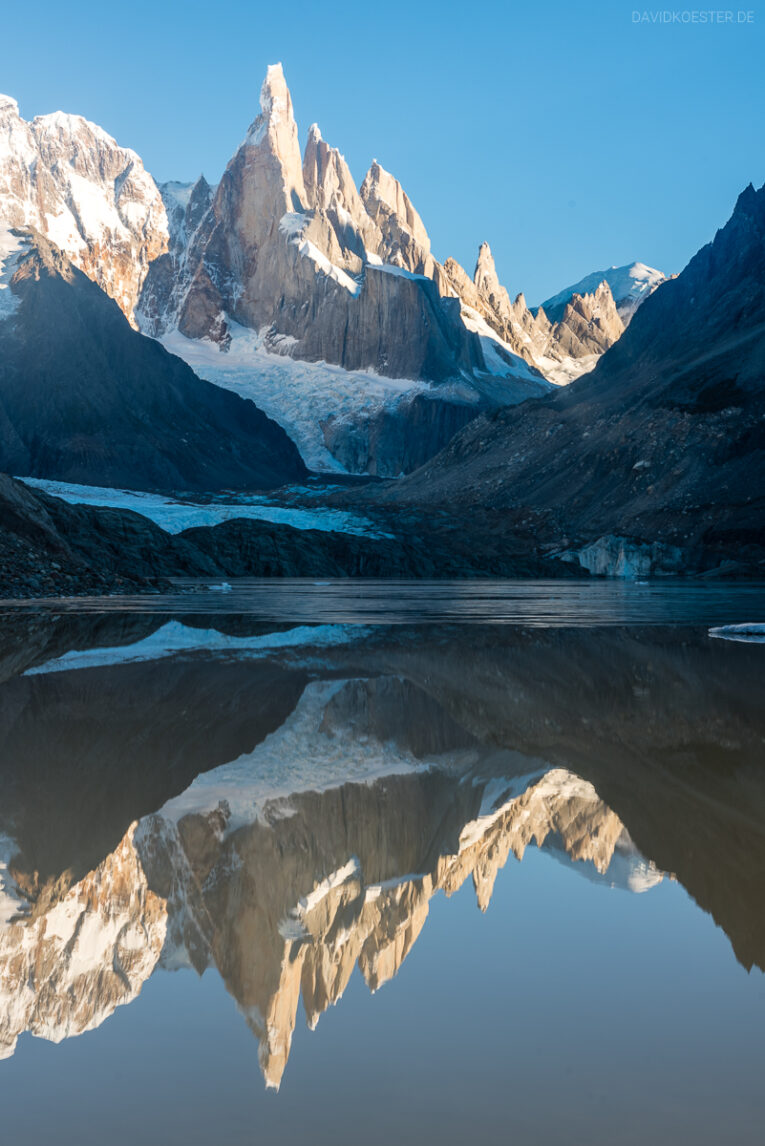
[0,581,763,1145]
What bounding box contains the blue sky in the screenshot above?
[4,0,763,302]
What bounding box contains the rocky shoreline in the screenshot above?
[0,473,592,600]
[4,470,764,602]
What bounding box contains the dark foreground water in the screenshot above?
[0,581,763,1145]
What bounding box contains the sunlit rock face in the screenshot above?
[138,65,541,406]
[0,94,167,324]
[0,825,166,1059]
[441,243,626,384]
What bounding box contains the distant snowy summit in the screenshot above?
[541,262,668,325]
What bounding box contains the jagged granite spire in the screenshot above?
[359,160,432,271]
[473,241,505,299]
[243,62,307,213]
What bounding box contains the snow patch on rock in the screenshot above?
[18,475,384,537]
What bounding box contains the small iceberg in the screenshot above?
[209,582,233,593]
[709,623,765,643]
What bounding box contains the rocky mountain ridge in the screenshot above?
[138,66,638,394]
[134,65,656,472]
[0,72,668,479]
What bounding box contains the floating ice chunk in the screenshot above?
[709,623,765,643]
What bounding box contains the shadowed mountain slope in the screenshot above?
[0,232,307,492]
[385,183,765,575]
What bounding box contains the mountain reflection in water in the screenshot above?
[0,607,763,1104]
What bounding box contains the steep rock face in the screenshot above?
[0,233,307,491]
[387,183,765,575]
[473,240,511,312]
[302,125,381,271]
[141,66,487,386]
[137,66,550,476]
[359,160,434,275]
[530,280,625,385]
[134,63,549,474]
[137,176,215,333]
[441,245,543,363]
[0,94,167,324]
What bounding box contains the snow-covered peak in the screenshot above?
[161,179,195,211]
[262,62,287,116]
[32,109,125,153]
[0,92,167,324]
[308,122,322,143]
[264,61,287,96]
[0,825,166,1061]
[0,94,19,117]
[573,278,616,309]
[541,261,668,324]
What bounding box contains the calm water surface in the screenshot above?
[0,581,763,1144]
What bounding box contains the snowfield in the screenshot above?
[18,476,385,537]
[535,351,599,387]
